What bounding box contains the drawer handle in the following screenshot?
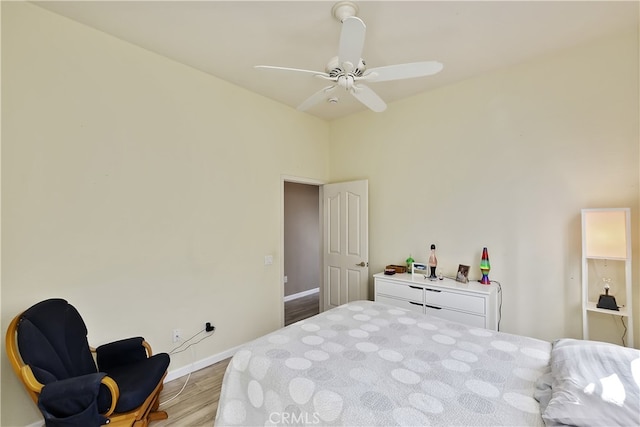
[425,288,442,293]
[409,301,423,306]
[425,304,442,310]
[409,285,422,290]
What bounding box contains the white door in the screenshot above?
[322,179,369,311]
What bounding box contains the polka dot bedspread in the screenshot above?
[215,300,551,426]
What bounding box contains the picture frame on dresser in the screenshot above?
[456,264,470,283]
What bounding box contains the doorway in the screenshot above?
[282,179,322,325]
[281,177,369,327]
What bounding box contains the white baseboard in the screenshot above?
[164,344,240,383]
[284,287,319,302]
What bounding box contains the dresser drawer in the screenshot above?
[376,295,424,314]
[426,306,486,328]
[376,280,423,303]
[373,273,498,331]
[424,288,485,315]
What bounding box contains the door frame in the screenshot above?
[280,175,325,328]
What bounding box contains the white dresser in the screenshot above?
[374,272,499,330]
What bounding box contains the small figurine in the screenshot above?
[406,254,414,273]
[428,244,437,280]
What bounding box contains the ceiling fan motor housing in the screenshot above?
[326,56,366,77]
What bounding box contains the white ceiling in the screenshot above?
[33,1,638,121]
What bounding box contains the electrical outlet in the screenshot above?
[172,328,181,343]
[206,322,215,332]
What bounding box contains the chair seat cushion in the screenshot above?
[98,353,170,413]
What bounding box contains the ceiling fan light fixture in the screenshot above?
[255,1,442,114]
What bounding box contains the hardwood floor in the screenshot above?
[153,293,319,426]
[154,358,230,427]
[284,291,320,326]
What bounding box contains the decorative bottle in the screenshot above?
[406,254,414,273]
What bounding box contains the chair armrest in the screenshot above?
[93,340,153,355]
[37,372,118,424]
[100,376,119,416]
[20,365,44,394]
[96,337,151,371]
[21,367,119,416]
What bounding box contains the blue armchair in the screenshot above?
[6,298,170,426]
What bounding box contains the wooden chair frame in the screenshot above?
[6,310,168,427]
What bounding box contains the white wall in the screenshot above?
[1,3,329,426]
[329,29,639,345]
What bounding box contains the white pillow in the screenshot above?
[542,339,640,427]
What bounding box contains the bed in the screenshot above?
[215,300,640,426]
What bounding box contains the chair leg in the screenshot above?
[132,407,167,426]
[148,410,168,422]
[150,394,161,412]
[147,388,168,422]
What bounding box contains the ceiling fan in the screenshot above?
[255,1,443,113]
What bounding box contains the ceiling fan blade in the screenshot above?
[338,16,366,73]
[255,65,329,78]
[297,85,337,111]
[362,61,444,83]
[350,84,386,112]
